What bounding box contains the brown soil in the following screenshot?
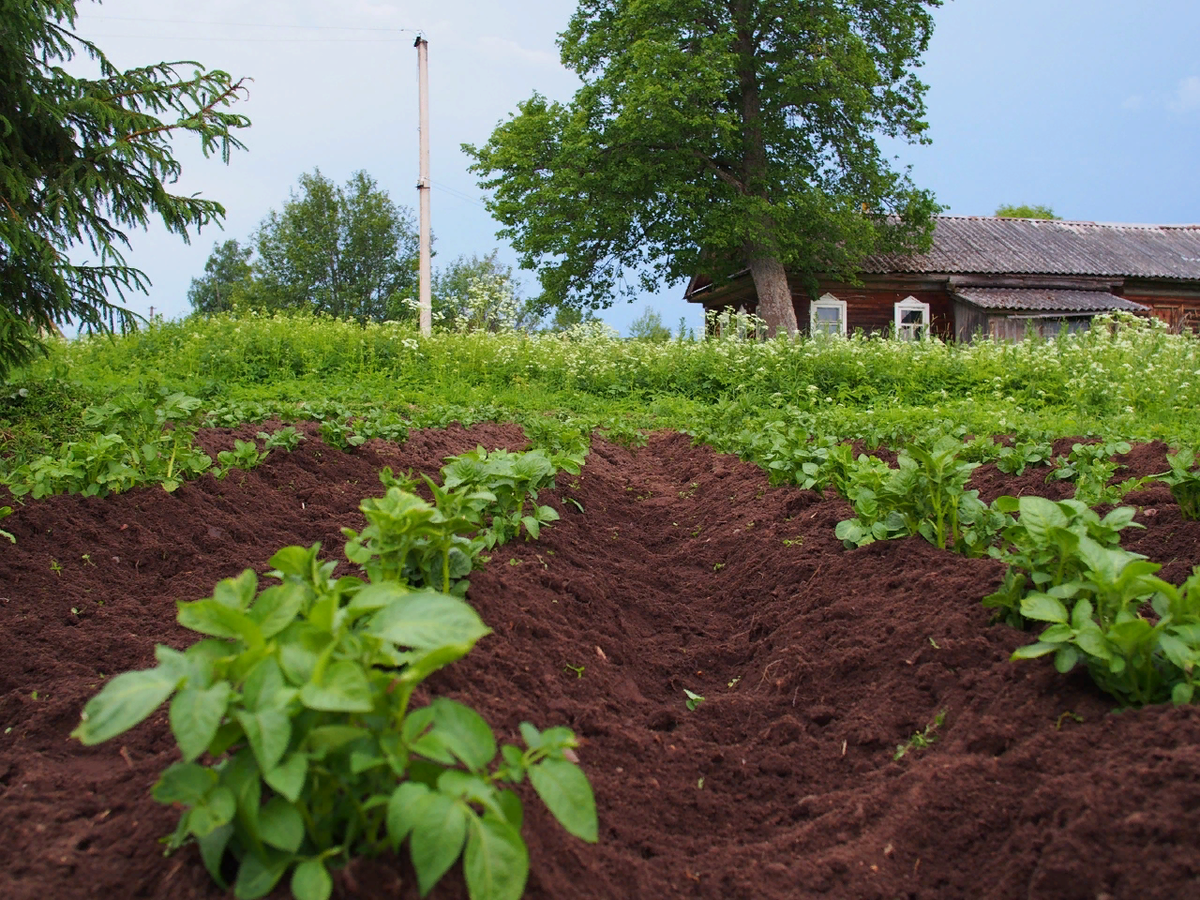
[1,427,1198,900]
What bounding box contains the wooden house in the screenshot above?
[684,216,1200,339]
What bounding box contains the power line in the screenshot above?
[433,181,488,210]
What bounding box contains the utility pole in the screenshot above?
[415,35,432,336]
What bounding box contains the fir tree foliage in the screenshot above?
[0,0,249,374]
[466,0,943,335]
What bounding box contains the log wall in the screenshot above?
[793,279,955,339]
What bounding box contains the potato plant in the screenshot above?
[834,436,1007,556]
[259,426,306,451]
[441,446,582,547]
[71,451,596,900]
[4,390,212,497]
[983,496,1143,628]
[1157,448,1200,520]
[1012,548,1200,707]
[994,438,1055,475]
[214,439,271,479]
[0,504,13,543]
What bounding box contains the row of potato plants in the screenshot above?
[693,415,1200,708]
[70,444,593,900]
[0,385,629,506]
[835,437,1200,707]
[0,390,415,499]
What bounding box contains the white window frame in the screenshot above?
[810,293,847,336]
[894,296,930,341]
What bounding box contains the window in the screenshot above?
[894,296,930,341]
[810,293,847,336]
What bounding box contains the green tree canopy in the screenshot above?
[252,169,420,322]
[995,204,1061,220]
[187,238,252,314]
[466,0,942,335]
[0,0,248,375]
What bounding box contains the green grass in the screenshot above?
[2,310,1198,475]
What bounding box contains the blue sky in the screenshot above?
[69,0,1200,335]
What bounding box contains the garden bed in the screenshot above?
[1,425,1198,899]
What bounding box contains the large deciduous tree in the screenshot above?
[467,0,943,335]
[0,0,248,374]
[253,169,420,322]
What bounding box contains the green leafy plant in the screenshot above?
[342,478,486,598]
[1157,448,1200,520]
[0,505,16,544]
[959,434,1000,464]
[5,431,137,499]
[983,496,1143,627]
[441,447,572,547]
[835,436,1007,556]
[1012,550,1200,707]
[894,709,946,760]
[215,439,271,479]
[692,411,841,493]
[1047,440,1131,483]
[71,540,597,900]
[3,390,212,497]
[594,418,647,449]
[207,401,276,428]
[318,417,366,452]
[354,412,409,444]
[258,427,306,452]
[683,689,704,711]
[994,439,1054,476]
[1046,440,1131,506]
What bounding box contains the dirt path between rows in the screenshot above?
[1,426,1198,900]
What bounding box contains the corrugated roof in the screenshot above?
[952,287,1149,313]
[863,216,1200,279]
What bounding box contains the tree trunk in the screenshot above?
[747,255,798,336]
[730,3,797,337]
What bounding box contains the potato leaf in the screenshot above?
[291,858,333,900]
[299,660,374,712]
[71,666,182,745]
[170,683,232,761]
[527,758,598,843]
[464,814,529,900]
[410,794,468,895]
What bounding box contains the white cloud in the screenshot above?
[1168,75,1200,112]
[1121,94,1144,111]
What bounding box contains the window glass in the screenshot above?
[811,294,846,336]
[894,297,929,341]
